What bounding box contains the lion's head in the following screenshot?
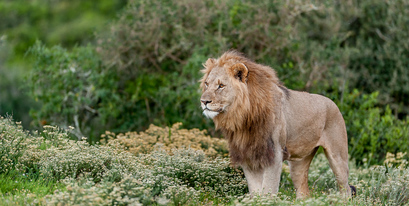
[200,51,279,132]
[200,56,250,119]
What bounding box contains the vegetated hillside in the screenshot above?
[0,0,127,128]
[23,0,409,166]
[2,1,408,204]
[1,116,408,205]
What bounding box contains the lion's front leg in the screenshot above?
[242,165,264,194]
[242,151,283,195]
[261,150,283,194]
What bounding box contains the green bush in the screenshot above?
[0,38,35,128]
[45,175,200,206]
[97,0,318,89]
[25,0,409,163]
[345,0,409,115]
[99,0,409,114]
[0,0,127,58]
[0,0,127,131]
[141,149,247,197]
[0,116,136,183]
[27,42,122,141]
[331,89,409,165]
[27,41,211,140]
[19,130,137,183]
[28,0,334,137]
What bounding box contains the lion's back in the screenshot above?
[284,90,336,120]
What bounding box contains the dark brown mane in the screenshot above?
[205,51,283,170]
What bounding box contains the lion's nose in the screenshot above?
[201,100,212,105]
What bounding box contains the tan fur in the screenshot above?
[200,51,352,198]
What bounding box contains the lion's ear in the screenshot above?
[230,63,248,83]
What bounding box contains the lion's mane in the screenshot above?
[201,51,284,170]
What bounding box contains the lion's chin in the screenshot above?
[203,109,219,119]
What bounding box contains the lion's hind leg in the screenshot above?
[321,120,351,197]
[322,145,351,196]
[289,147,318,199]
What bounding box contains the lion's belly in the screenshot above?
[285,131,322,161]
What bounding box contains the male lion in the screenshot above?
[200,51,355,198]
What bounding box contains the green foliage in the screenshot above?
[332,89,409,165]
[97,0,409,127]
[25,0,409,164]
[28,0,332,137]
[0,0,127,59]
[26,41,212,140]
[345,0,409,114]
[358,165,409,205]
[0,38,36,128]
[0,172,62,197]
[98,0,314,86]
[27,42,122,141]
[45,173,201,206]
[0,116,133,183]
[0,0,127,131]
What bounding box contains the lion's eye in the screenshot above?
[205,82,209,87]
[219,84,225,89]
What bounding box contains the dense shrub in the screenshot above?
[104,122,228,157]
[0,117,31,174]
[0,0,126,57]
[26,0,409,165]
[330,89,409,165]
[345,0,409,115]
[0,0,127,130]
[140,149,247,198]
[46,175,200,206]
[1,117,409,205]
[27,42,123,141]
[29,0,409,136]
[43,149,245,206]
[19,132,137,182]
[27,40,213,140]
[98,0,409,111]
[0,117,246,205]
[0,117,136,182]
[0,39,35,128]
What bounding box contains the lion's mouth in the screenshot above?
[203,107,223,113]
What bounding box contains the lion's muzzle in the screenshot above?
[201,99,212,105]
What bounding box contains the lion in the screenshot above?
[200,51,356,198]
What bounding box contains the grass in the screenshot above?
[0,172,63,206]
[0,116,408,205]
[0,172,62,196]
